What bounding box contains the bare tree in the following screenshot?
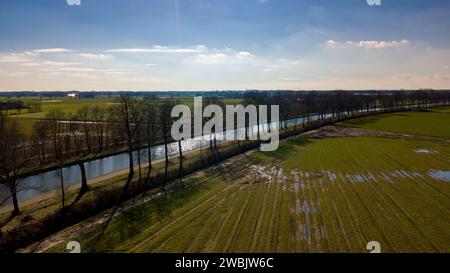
[143,100,158,184]
[159,100,176,190]
[31,120,49,165]
[69,114,92,199]
[76,105,92,154]
[91,106,107,152]
[131,102,146,183]
[0,114,29,215]
[113,95,138,195]
[46,109,67,210]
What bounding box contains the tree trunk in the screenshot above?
[209,134,214,151]
[137,148,142,182]
[213,133,218,153]
[59,167,65,210]
[127,148,134,182]
[78,162,89,195]
[9,180,20,216]
[163,133,169,190]
[256,110,260,139]
[146,145,153,183]
[178,140,183,177]
[40,142,46,165]
[84,122,91,153]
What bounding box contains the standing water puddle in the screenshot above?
[414,149,438,154]
[428,170,450,182]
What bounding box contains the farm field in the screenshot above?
[340,107,450,138]
[11,97,244,119]
[8,97,243,136]
[4,97,115,136]
[27,114,450,253]
[12,98,116,119]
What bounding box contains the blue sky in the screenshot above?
[0,0,449,91]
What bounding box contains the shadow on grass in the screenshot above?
[258,137,313,161]
[343,112,411,127]
[0,212,16,235]
[343,111,435,129]
[86,177,209,252]
[342,115,383,127]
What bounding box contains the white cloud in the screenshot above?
[64,73,99,80]
[196,53,228,64]
[278,58,301,66]
[32,48,74,53]
[325,39,410,49]
[19,63,42,67]
[354,39,410,49]
[195,51,255,64]
[105,45,202,54]
[104,71,131,75]
[393,73,450,81]
[0,53,32,63]
[194,45,208,51]
[193,48,255,65]
[6,71,30,77]
[235,51,253,60]
[144,63,159,67]
[78,53,113,60]
[326,40,337,47]
[280,77,302,81]
[57,67,102,72]
[41,61,81,66]
[263,58,302,71]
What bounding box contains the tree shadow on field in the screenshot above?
[88,178,206,252]
[345,112,416,128]
[0,196,18,234]
[0,213,16,235]
[259,137,312,161]
[343,115,384,127]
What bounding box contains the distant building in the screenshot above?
[67,93,80,99]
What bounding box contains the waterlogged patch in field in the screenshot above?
[414,149,438,154]
[40,135,450,253]
[429,170,450,182]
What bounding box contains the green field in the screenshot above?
[340,107,450,138]
[9,97,243,136]
[11,97,244,119]
[13,98,115,119]
[3,97,115,136]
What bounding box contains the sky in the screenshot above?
[0,0,449,91]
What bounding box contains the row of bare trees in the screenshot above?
[244,90,450,128]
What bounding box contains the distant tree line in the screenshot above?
[0,100,42,114]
